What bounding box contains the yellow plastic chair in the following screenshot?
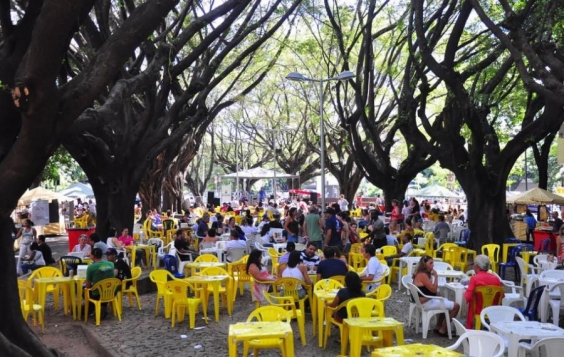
[312,278,344,335]
[324,298,354,349]
[143,219,164,239]
[29,266,63,312]
[121,266,142,310]
[244,306,290,357]
[367,284,392,304]
[434,243,458,261]
[472,285,505,330]
[18,280,44,332]
[346,298,385,351]
[167,280,206,329]
[447,246,470,272]
[362,266,390,292]
[424,232,435,256]
[149,270,174,317]
[199,267,233,314]
[229,261,252,298]
[264,291,307,346]
[268,248,282,274]
[481,244,500,272]
[84,278,122,326]
[234,215,244,225]
[350,253,367,271]
[195,254,219,263]
[381,246,397,256]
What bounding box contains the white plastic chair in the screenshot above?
[547,282,564,326]
[401,275,416,327]
[517,336,564,357]
[433,261,454,285]
[446,330,505,357]
[515,256,539,297]
[480,305,526,331]
[532,254,548,267]
[225,247,246,263]
[147,238,165,266]
[490,271,527,307]
[406,283,452,339]
[254,242,271,266]
[452,318,467,336]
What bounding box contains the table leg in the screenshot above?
[77,282,83,321]
[69,281,77,320]
[398,261,405,290]
[228,334,236,357]
[213,283,220,322]
[317,298,325,347]
[227,278,233,315]
[395,325,404,344]
[350,326,361,357]
[312,295,317,336]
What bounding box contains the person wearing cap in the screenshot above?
[106,248,131,288]
[324,207,342,251]
[85,248,115,318]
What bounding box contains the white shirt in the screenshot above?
[401,242,414,256]
[241,225,257,235]
[363,256,385,291]
[225,239,246,251]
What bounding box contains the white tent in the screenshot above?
[58,182,94,199]
[413,184,462,199]
[222,167,298,179]
[19,187,69,203]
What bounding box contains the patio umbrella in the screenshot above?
[414,184,461,199]
[509,187,564,205]
[19,187,69,203]
[58,182,95,199]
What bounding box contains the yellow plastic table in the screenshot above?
[371,343,463,357]
[342,317,405,357]
[35,277,72,317]
[228,321,294,357]
[184,261,226,277]
[184,274,232,322]
[313,289,338,347]
[126,244,155,268]
[502,243,520,263]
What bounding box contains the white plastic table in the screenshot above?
[441,282,466,317]
[490,320,564,357]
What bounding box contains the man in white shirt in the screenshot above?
[384,233,414,266]
[360,243,385,292]
[224,230,246,262]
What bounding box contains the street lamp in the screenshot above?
[285,70,355,214]
[256,124,295,201]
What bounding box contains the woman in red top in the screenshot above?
[389,199,402,233]
[463,255,502,328]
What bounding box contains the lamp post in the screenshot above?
[285,71,355,214]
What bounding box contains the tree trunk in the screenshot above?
[532,132,555,190]
[380,177,413,213]
[0,217,62,357]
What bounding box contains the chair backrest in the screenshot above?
[162,219,175,231]
[165,280,197,301]
[162,254,180,275]
[350,243,362,254]
[371,284,392,301]
[433,261,454,271]
[481,244,500,263]
[381,246,397,256]
[424,233,435,255]
[521,285,546,320]
[401,275,413,291]
[504,237,520,243]
[59,256,83,276]
[525,337,564,356]
[447,330,505,357]
[458,228,470,242]
[90,278,122,303]
[17,279,35,311]
[506,245,524,263]
[539,269,564,281]
[347,298,384,318]
[533,254,548,266]
[226,247,247,263]
[148,238,164,249]
[350,253,367,270]
[194,254,219,263]
[277,277,307,301]
[452,318,467,336]
[314,278,344,292]
[29,266,62,281]
[247,306,289,322]
[539,238,551,253]
[480,305,525,331]
[472,285,504,316]
[200,266,230,277]
[406,283,427,309]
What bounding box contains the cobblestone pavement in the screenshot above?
[39,279,462,357]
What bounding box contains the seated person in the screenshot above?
[37,235,56,266]
[119,228,145,266]
[259,223,273,246]
[433,215,450,242]
[278,242,295,265]
[384,227,399,246]
[105,248,132,288]
[300,242,320,269]
[202,228,219,244]
[384,233,413,266]
[72,234,92,257]
[463,255,502,328]
[225,230,246,262]
[85,248,114,319]
[174,230,194,261]
[413,255,460,336]
[360,244,385,291]
[316,246,348,280]
[20,242,46,274]
[326,272,365,322]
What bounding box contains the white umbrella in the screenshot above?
[58,182,94,199]
[414,184,461,199]
[20,187,69,203]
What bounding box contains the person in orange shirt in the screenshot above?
[463,255,503,328]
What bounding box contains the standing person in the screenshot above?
[524,209,537,243]
[16,219,37,273]
[85,248,115,319]
[303,206,323,249]
[389,199,402,233]
[401,201,411,228]
[360,244,385,292]
[326,272,365,322]
[324,207,342,251]
[433,215,451,243]
[356,191,363,209]
[552,211,563,234]
[367,210,386,249]
[105,248,132,288]
[463,255,501,328]
[338,194,349,212]
[258,187,266,203]
[36,235,56,266]
[19,242,46,274]
[412,255,460,336]
[284,207,300,243]
[337,212,351,253]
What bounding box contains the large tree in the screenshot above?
[63,0,303,237]
[0,1,178,355]
[405,0,564,247]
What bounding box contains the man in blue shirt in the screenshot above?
[196,213,209,238]
[324,207,342,251]
[258,187,266,203]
